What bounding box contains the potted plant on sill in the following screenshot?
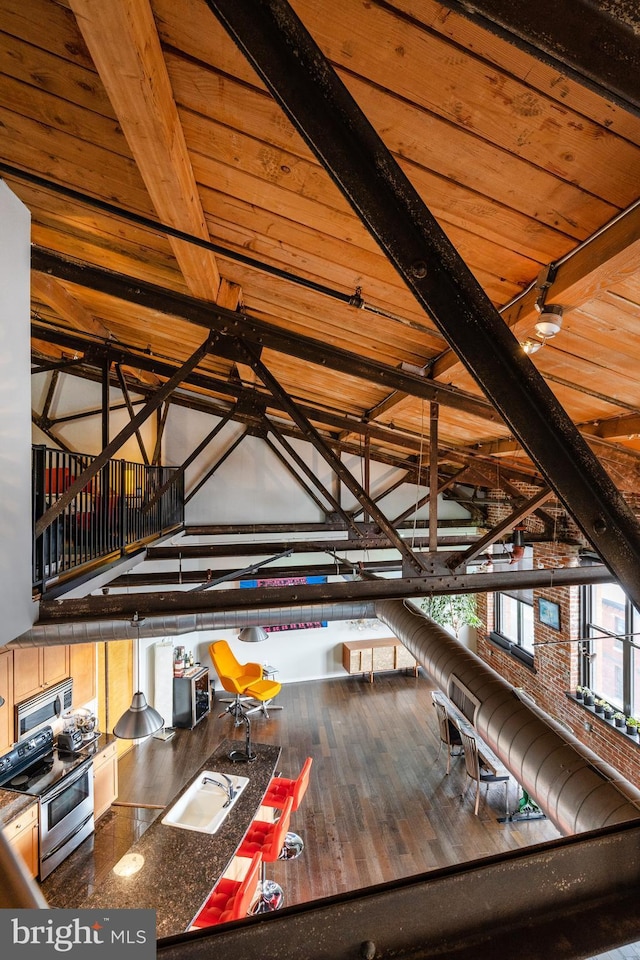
[625,717,639,737]
[594,699,607,716]
[575,686,585,701]
[613,711,626,728]
[582,689,595,707]
[603,703,614,721]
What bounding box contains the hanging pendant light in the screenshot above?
[238,626,269,643]
[113,616,164,740]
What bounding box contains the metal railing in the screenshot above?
[32,445,183,593]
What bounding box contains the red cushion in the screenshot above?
[191,879,240,928]
[264,776,293,806]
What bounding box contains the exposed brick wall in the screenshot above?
[476,541,640,787]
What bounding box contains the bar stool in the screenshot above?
[190,852,262,928]
[262,757,313,861]
[236,795,294,913]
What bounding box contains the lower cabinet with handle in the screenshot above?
[93,741,119,821]
[3,800,39,879]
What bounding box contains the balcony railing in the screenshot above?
[32,445,184,593]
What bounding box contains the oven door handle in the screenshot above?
[44,758,92,804]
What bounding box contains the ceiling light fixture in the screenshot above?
[238,626,269,643]
[113,615,164,740]
[534,303,564,340]
[519,264,565,355]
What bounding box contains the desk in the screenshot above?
[81,738,281,939]
[432,691,513,818]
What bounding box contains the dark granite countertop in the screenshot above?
[81,738,281,940]
[0,789,38,825]
[76,731,117,758]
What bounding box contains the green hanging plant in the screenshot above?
[421,594,483,639]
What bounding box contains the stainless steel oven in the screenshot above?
[0,724,94,880]
[39,756,94,880]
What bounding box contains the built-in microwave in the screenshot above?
[15,678,73,741]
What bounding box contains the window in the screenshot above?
[582,583,640,716]
[494,589,534,659]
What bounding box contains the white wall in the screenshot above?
[32,373,155,460]
[163,403,471,527]
[140,619,394,702]
[0,183,33,646]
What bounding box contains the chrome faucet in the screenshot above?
[202,773,236,807]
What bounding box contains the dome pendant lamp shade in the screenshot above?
[238,626,269,643]
[113,615,164,740]
[113,691,164,740]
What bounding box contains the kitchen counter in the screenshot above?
[81,738,281,939]
[0,788,38,825]
[77,731,117,758]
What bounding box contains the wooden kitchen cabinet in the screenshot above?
[3,801,39,879]
[0,650,14,753]
[69,643,96,707]
[93,741,119,820]
[13,645,69,703]
[342,637,418,682]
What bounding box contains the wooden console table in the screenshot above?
[342,637,418,682]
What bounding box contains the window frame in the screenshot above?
[581,583,638,716]
[491,590,535,667]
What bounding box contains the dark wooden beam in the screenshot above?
[447,486,555,570]
[144,407,236,512]
[37,564,612,622]
[34,336,214,538]
[236,339,428,574]
[439,0,640,117]
[114,363,149,465]
[32,247,498,424]
[183,429,248,505]
[205,0,640,613]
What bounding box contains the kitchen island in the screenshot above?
[80,738,281,939]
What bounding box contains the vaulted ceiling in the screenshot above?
[4,0,640,606]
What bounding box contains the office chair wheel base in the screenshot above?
[251,880,284,913]
[279,831,304,861]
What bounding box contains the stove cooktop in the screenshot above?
[0,726,91,798]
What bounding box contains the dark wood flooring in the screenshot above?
[43,670,562,910]
[40,670,640,957]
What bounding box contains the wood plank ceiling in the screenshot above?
[3,0,640,573]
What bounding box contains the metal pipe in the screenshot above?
[374,599,640,834]
[8,602,378,646]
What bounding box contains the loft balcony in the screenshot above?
[32,445,184,597]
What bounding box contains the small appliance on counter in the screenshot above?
[57,728,84,753]
[61,708,99,744]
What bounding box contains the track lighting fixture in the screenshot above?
[519,263,565,355]
[521,338,543,355]
[534,303,563,340]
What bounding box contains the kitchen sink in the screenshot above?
[161,771,250,834]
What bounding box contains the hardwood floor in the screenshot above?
[42,670,562,910]
[40,670,640,958]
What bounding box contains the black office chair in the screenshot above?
[459,728,510,817]
[432,695,463,774]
